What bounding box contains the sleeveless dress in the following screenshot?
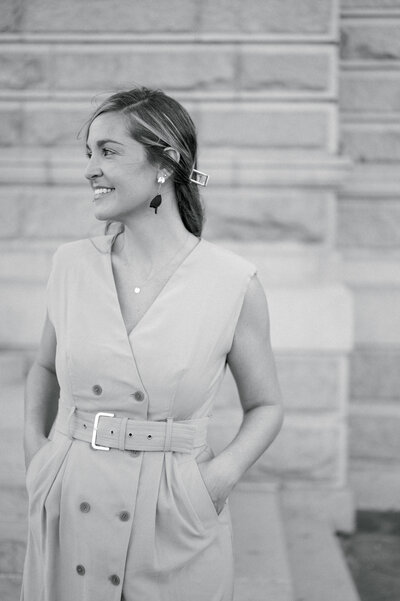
[20,233,258,601]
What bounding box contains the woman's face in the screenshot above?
[85,111,159,221]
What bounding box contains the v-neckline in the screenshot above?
[106,236,204,339]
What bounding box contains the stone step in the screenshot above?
[350,459,400,511]
[230,486,294,601]
[281,507,361,601]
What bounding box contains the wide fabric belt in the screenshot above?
[55,406,210,453]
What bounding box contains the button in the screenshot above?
[92,385,102,396]
[76,564,85,576]
[109,574,120,586]
[119,511,130,522]
[133,390,145,402]
[80,502,91,513]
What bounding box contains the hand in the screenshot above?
[196,458,237,516]
[25,435,48,472]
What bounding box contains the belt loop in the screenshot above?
[67,406,77,440]
[163,417,174,452]
[118,417,128,451]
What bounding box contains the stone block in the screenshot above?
[0,483,28,524]
[0,194,21,237]
[22,103,88,146]
[200,105,331,150]
[0,0,23,32]
[349,407,400,462]
[0,354,27,386]
[203,189,330,243]
[0,575,22,601]
[23,0,197,32]
[337,198,400,248]
[0,105,22,146]
[350,348,400,401]
[4,102,335,151]
[340,73,400,113]
[240,48,332,93]
[0,521,27,574]
[343,0,400,7]
[352,288,400,345]
[349,460,400,511]
[341,23,400,60]
[16,186,95,238]
[0,48,49,90]
[0,426,25,479]
[244,418,344,484]
[52,46,235,92]
[0,283,46,348]
[275,354,347,412]
[0,245,52,282]
[22,0,334,35]
[340,126,400,163]
[236,0,334,35]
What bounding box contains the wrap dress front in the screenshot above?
[21,233,258,601]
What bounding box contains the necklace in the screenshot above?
[115,233,192,295]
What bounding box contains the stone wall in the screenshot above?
[0,0,354,539]
[339,0,400,509]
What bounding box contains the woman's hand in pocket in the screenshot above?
[25,435,48,472]
[196,456,238,516]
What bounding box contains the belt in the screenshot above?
[55,406,210,453]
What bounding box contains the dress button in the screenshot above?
[80,502,91,513]
[133,390,145,401]
[109,574,120,586]
[76,564,85,576]
[92,384,102,396]
[119,511,130,522]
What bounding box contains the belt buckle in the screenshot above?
[91,412,115,450]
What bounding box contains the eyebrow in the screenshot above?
[86,139,124,150]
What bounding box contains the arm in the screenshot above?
[24,312,60,470]
[198,273,284,513]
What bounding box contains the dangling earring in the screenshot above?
[150,174,166,214]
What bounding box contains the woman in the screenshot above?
[21,86,284,601]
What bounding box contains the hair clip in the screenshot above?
[189,168,209,187]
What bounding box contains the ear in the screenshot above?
[161,147,180,179]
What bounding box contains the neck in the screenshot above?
[111,188,195,270]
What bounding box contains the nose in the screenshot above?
[84,155,103,181]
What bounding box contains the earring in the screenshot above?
[150,174,166,214]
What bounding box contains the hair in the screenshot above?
[81,86,205,238]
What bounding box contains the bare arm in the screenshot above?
[24,312,60,469]
[198,273,284,511]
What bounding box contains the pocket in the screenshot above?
[25,439,52,484]
[175,457,223,532]
[194,460,222,519]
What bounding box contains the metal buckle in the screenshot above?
[91,412,115,450]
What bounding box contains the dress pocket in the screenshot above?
[176,456,224,531]
[25,439,52,483]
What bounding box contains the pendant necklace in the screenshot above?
[118,233,192,295]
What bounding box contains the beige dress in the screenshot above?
[20,233,257,601]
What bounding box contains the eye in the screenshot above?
[102,147,114,156]
[85,150,92,159]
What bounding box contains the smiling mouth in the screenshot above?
[93,187,115,199]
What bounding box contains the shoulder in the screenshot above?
[201,238,257,281]
[51,234,113,266]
